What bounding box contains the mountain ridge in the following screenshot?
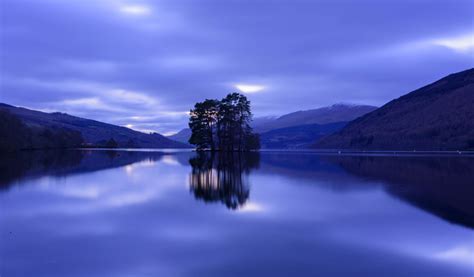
[252,104,377,133]
[259,121,347,149]
[0,103,190,149]
[315,68,474,150]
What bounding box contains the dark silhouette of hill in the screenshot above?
[168,128,192,144]
[315,68,474,150]
[0,103,190,149]
[259,122,347,149]
[0,109,84,151]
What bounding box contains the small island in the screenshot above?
[188,92,260,152]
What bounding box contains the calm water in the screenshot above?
[0,149,473,277]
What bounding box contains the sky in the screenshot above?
[0,0,473,135]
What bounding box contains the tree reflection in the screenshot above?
[189,152,260,210]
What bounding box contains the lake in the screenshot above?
[0,149,473,276]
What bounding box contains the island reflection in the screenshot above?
[188,152,260,209]
[1,149,472,228]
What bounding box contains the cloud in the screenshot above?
[61,97,122,112]
[108,89,158,106]
[1,0,473,134]
[237,202,265,213]
[56,59,118,74]
[127,111,189,121]
[435,245,474,266]
[432,33,474,52]
[235,84,265,94]
[3,76,160,110]
[158,55,223,70]
[119,4,152,16]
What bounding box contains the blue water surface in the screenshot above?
[0,150,473,276]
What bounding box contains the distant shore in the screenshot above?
[260,149,474,156]
[6,147,474,156]
[77,147,474,156]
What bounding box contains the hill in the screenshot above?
[252,104,377,133]
[0,103,190,150]
[315,68,474,150]
[259,122,347,149]
[0,109,83,151]
[168,128,192,144]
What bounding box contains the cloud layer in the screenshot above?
[1,0,473,134]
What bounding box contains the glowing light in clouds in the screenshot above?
[120,4,152,16]
[237,202,265,213]
[235,84,265,94]
[432,33,474,52]
[435,245,474,266]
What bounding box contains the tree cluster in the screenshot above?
[188,93,260,151]
[0,110,84,152]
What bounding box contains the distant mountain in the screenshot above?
[168,104,375,148]
[0,103,190,150]
[252,104,377,133]
[260,122,347,149]
[251,115,278,129]
[315,68,474,150]
[167,128,192,144]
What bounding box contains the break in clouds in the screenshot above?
[0,0,473,134]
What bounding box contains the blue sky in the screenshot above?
[0,0,473,135]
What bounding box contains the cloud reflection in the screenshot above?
[0,150,473,276]
[435,245,474,266]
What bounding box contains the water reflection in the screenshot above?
[250,152,473,229]
[189,152,260,209]
[0,150,185,190]
[0,150,473,277]
[0,150,84,189]
[322,155,474,229]
[1,150,472,228]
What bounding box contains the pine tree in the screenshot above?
[189,93,260,152]
[189,99,219,150]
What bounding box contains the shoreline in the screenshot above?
[4,147,474,157]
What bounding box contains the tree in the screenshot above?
[244,133,261,151]
[0,110,31,152]
[0,110,84,152]
[188,93,260,152]
[106,138,118,148]
[189,99,219,151]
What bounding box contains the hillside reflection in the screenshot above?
[0,150,176,190]
[321,155,474,229]
[189,152,260,209]
[1,149,472,229]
